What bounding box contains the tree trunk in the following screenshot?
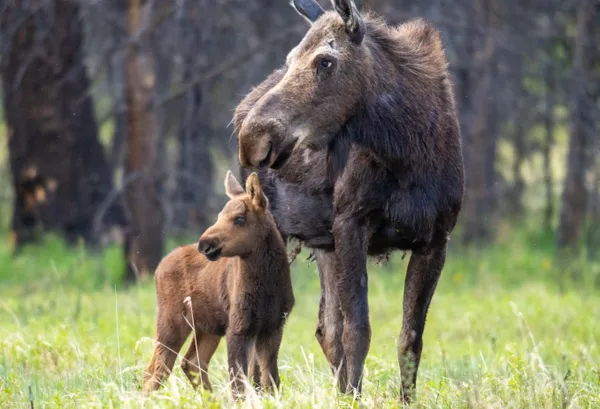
[587,160,600,260]
[169,1,215,234]
[108,48,128,176]
[556,0,597,250]
[173,75,214,233]
[1,1,125,250]
[508,112,526,217]
[123,0,165,281]
[460,0,499,244]
[542,62,555,231]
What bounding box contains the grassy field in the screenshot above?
[1,227,599,409]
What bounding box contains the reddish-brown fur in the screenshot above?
[143,171,294,397]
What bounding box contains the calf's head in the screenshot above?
[198,170,270,261]
[236,0,368,169]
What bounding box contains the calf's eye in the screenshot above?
[234,216,245,226]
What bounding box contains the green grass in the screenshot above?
[1,228,599,409]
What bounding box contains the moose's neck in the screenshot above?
[329,22,453,175]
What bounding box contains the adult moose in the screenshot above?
[233,0,464,402]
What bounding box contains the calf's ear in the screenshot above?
[245,172,269,211]
[224,170,245,199]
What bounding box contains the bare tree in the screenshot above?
[542,61,556,231]
[460,0,500,243]
[507,100,528,217]
[123,0,165,281]
[170,0,216,233]
[557,0,598,250]
[0,0,126,250]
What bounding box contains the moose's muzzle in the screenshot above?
[238,111,298,169]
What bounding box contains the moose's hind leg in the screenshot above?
[143,314,190,392]
[181,330,221,391]
[398,236,447,403]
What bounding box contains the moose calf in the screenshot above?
[143,171,295,396]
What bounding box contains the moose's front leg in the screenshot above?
[254,328,284,392]
[398,235,447,403]
[332,216,371,395]
[314,249,346,389]
[226,331,251,398]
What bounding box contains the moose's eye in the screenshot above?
[316,56,335,75]
[320,58,333,69]
[233,215,245,226]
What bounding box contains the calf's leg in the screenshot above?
[314,249,347,391]
[254,328,284,392]
[226,331,251,397]
[398,237,446,403]
[249,345,262,390]
[332,217,371,396]
[143,314,190,392]
[180,330,221,391]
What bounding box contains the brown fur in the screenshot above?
[235,11,456,171]
[143,171,294,397]
[232,0,464,403]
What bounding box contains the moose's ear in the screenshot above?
[290,0,325,24]
[224,170,245,199]
[332,0,365,44]
[245,172,269,210]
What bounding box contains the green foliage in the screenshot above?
[99,120,115,150]
[1,228,599,408]
[0,234,124,292]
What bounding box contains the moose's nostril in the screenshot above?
[258,142,273,169]
[198,241,212,254]
[198,239,222,261]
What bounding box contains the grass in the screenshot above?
[1,227,599,409]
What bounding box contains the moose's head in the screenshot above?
[235,0,370,169]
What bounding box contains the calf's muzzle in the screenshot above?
[198,235,222,261]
